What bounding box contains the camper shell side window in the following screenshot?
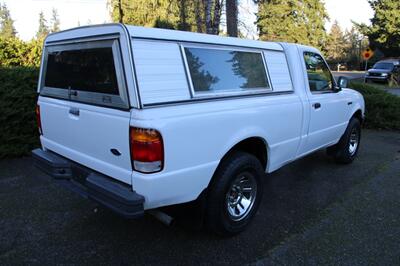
[181,45,272,97]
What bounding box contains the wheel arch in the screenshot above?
[211,136,270,183]
[351,109,364,124]
[221,137,269,171]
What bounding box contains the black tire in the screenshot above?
[329,118,361,164]
[205,152,264,236]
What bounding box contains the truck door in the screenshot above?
[300,51,351,153]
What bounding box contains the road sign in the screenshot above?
[362,48,374,60]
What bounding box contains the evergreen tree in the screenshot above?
[36,11,49,39]
[343,26,368,70]
[108,0,222,34]
[325,20,346,64]
[355,0,400,57]
[50,8,60,33]
[256,0,329,50]
[109,0,181,28]
[0,3,17,39]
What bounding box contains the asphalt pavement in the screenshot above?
[0,130,399,265]
[332,71,366,80]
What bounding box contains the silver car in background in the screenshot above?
[365,59,400,85]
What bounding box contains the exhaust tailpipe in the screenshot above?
[148,210,174,226]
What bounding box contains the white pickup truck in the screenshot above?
[32,24,365,236]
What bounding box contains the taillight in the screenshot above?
[130,127,164,173]
[35,104,42,135]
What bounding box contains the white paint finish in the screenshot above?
[38,96,132,184]
[130,94,304,208]
[279,43,311,158]
[263,50,293,92]
[134,161,219,209]
[132,39,191,104]
[301,92,350,153]
[296,45,353,155]
[127,25,283,51]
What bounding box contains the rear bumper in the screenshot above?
[32,148,144,218]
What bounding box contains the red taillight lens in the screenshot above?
[130,127,164,173]
[35,104,42,135]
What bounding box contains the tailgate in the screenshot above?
[37,26,134,185]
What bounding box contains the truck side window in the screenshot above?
[303,52,334,93]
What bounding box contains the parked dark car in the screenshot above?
[365,59,400,85]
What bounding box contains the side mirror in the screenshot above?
[337,76,349,89]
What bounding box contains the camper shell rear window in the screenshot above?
[40,39,129,109]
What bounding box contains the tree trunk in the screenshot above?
[179,0,186,28]
[204,0,213,34]
[195,0,203,33]
[212,0,222,34]
[226,0,238,37]
[179,0,190,31]
[117,0,124,23]
[195,0,221,35]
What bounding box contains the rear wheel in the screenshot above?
[328,118,361,164]
[205,152,264,236]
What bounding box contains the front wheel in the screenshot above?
[329,118,361,164]
[205,152,264,236]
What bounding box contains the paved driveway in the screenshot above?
[0,130,399,265]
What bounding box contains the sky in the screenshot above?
[1,0,374,41]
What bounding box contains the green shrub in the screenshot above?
[349,81,400,130]
[0,37,42,67]
[0,66,40,158]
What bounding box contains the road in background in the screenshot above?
[1,130,399,265]
[333,71,400,96]
[332,71,365,80]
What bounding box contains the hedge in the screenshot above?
[0,37,42,67]
[0,67,40,158]
[0,67,399,158]
[349,82,400,130]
